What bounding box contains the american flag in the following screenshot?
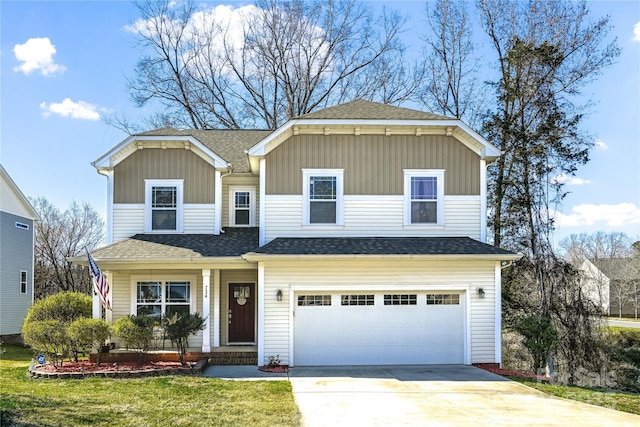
[87,250,111,310]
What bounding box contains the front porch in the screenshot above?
[92,345,258,366]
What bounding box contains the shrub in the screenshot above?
[514,315,557,373]
[161,312,205,366]
[67,318,112,364]
[22,320,69,366]
[22,292,92,363]
[113,315,154,359]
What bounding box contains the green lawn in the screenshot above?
[510,377,640,415]
[0,345,300,427]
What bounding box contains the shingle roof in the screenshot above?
[253,236,517,257]
[135,128,272,173]
[296,100,453,121]
[591,258,633,281]
[90,228,259,259]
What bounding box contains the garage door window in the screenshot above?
[426,294,460,305]
[341,295,374,306]
[384,294,417,305]
[298,295,331,306]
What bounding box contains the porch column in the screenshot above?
[257,262,265,366]
[92,288,101,319]
[213,269,220,347]
[201,269,211,352]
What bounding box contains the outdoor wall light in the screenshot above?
[477,288,485,299]
[276,289,283,301]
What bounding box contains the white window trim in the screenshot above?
[229,186,256,227]
[302,168,344,226]
[403,169,445,227]
[130,275,197,316]
[144,179,184,233]
[20,270,27,294]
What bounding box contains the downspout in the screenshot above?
[96,168,114,244]
[214,167,233,234]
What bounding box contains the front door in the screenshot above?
[228,283,255,343]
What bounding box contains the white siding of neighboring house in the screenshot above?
[261,259,497,366]
[112,204,216,242]
[263,195,481,242]
[579,260,611,315]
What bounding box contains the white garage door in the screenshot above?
[294,292,465,366]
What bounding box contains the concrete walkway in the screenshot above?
[204,365,640,426]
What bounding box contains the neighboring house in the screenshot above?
[73,100,519,367]
[580,258,639,317]
[0,165,37,343]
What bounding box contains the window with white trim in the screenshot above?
[20,270,27,294]
[229,187,255,226]
[145,180,183,232]
[303,169,344,225]
[136,280,192,323]
[404,170,444,225]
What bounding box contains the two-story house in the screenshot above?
[1,165,38,343]
[77,100,519,367]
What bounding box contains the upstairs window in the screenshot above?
[303,169,344,225]
[404,170,444,226]
[229,187,255,227]
[145,180,183,232]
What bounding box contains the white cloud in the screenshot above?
[40,98,100,120]
[553,203,640,227]
[13,37,66,76]
[594,139,608,150]
[633,21,640,41]
[553,173,591,185]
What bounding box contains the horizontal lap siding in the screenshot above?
[222,176,260,228]
[109,271,203,349]
[113,204,216,241]
[113,205,144,241]
[264,195,481,241]
[262,260,497,365]
[183,206,215,233]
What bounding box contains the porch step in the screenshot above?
[208,351,257,366]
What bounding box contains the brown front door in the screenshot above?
[228,283,255,343]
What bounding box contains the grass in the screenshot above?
[0,344,300,427]
[509,377,640,416]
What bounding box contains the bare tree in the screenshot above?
[31,197,105,299]
[560,232,633,265]
[419,0,484,126]
[124,0,414,131]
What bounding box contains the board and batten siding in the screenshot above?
[263,195,481,241]
[261,259,497,366]
[113,148,216,204]
[112,204,216,241]
[265,134,480,196]
[221,175,260,228]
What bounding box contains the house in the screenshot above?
[74,100,519,366]
[580,258,639,317]
[0,165,38,343]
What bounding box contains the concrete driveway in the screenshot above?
[287,365,640,427]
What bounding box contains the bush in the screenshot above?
[22,320,69,366]
[514,315,557,373]
[67,318,112,364]
[24,292,92,323]
[607,328,640,392]
[113,315,154,359]
[22,292,93,363]
[161,312,205,365]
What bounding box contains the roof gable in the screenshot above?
[0,165,38,219]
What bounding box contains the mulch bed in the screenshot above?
[29,360,200,379]
[476,363,555,382]
[258,365,289,373]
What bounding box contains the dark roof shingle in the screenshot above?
[253,237,517,256]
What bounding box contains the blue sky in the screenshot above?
[1,0,639,247]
